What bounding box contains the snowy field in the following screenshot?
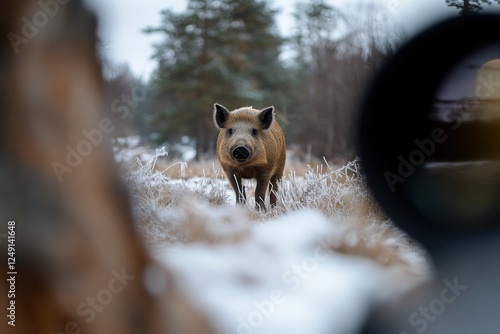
[113,137,432,334]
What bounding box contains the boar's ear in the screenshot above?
[214,103,230,129]
[259,106,274,130]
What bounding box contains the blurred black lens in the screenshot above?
[358,14,500,239]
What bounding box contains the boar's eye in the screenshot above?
[251,129,258,136]
[227,128,233,135]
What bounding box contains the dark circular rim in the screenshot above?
[357,14,500,249]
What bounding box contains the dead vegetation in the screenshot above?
[119,146,431,282]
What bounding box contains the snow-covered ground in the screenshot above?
[154,210,429,334]
[114,137,432,334]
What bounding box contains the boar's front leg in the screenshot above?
[269,175,280,208]
[255,175,271,211]
[228,172,246,204]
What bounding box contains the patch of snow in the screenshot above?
[117,145,431,333]
[154,209,425,334]
[113,135,141,148]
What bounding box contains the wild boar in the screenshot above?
[213,103,286,210]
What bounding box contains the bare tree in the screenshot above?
[289,0,407,161]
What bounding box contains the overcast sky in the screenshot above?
[82,0,495,80]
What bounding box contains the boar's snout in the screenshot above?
[232,146,251,162]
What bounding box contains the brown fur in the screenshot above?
[214,104,286,210]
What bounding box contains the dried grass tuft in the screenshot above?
[118,146,431,280]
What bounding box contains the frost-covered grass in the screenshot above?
[122,147,229,245]
[121,147,384,243]
[117,142,432,334]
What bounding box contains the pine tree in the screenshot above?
[445,0,500,15]
[144,0,289,159]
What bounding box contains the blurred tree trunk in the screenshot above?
[0,1,213,334]
[464,0,470,13]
